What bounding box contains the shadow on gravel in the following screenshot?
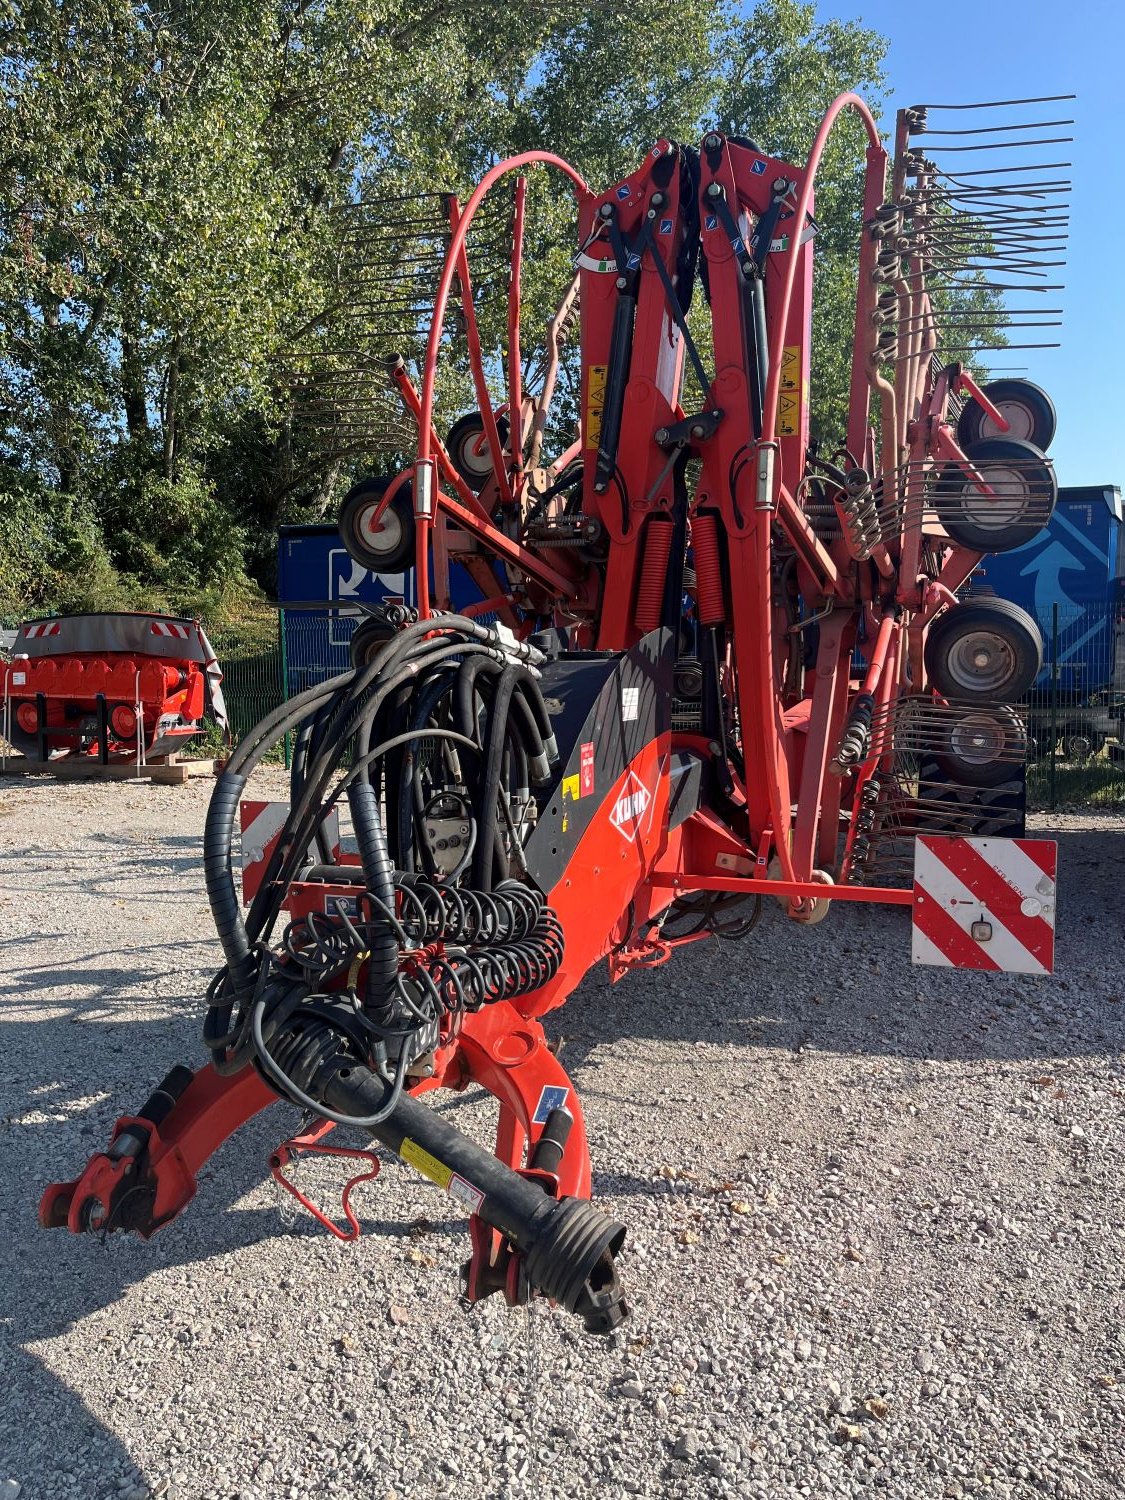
[1,822,1121,1493]
[1,992,463,1495]
[545,824,1125,1075]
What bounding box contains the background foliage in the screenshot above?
[1,0,896,622]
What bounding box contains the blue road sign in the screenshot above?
[278,525,489,690]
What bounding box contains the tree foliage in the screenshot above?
[1,0,902,619]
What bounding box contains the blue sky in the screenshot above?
[810,0,1123,488]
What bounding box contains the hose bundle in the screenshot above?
[200,611,562,1124]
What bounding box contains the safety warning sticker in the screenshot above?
[533,1085,570,1124]
[778,391,800,436]
[580,741,595,796]
[447,1174,485,1214]
[400,1137,453,1190]
[780,345,801,392]
[585,364,607,449]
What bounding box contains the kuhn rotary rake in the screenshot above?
[43,94,1070,1331]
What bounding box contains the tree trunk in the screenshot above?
[163,339,181,479]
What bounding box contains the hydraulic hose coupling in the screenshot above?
[830,692,876,775]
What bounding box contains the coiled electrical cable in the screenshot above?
[201,611,563,1125]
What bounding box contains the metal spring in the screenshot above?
[691,512,725,626]
[837,473,882,561]
[421,906,565,1013]
[394,876,545,946]
[635,519,675,632]
[830,693,875,774]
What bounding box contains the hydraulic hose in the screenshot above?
[345,780,399,1013]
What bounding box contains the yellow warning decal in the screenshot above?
[778,391,800,436]
[400,1137,453,1189]
[585,364,607,449]
[780,344,801,392]
[562,773,580,801]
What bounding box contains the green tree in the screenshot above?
[0,0,933,620]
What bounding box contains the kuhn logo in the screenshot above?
[610,771,651,842]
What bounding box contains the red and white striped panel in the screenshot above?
[240,801,341,906]
[912,835,1057,975]
[150,620,192,639]
[24,622,61,639]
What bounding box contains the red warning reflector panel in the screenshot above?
[912,835,1057,975]
[240,800,341,906]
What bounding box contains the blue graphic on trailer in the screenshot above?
[978,486,1123,695]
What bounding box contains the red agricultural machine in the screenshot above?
[2,612,227,764]
[43,94,1070,1332]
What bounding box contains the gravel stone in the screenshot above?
[1,781,1122,1500]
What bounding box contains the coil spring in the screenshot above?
[692,512,725,626]
[830,693,875,774]
[635,518,675,633]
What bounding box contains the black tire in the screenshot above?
[446,412,510,493]
[338,477,415,572]
[349,617,398,669]
[957,379,1056,452]
[1059,725,1102,763]
[925,598,1043,704]
[936,437,1057,554]
[934,704,1028,787]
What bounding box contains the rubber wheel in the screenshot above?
[957,379,1056,452]
[934,704,1028,787]
[937,437,1057,554]
[446,412,510,493]
[338,477,415,572]
[1060,727,1102,763]
[925,598,1043,704]
[350,617,398,669]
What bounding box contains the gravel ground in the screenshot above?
[0,773,1123,1500]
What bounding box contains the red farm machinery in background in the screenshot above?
[43,94,1070,1333]
[2,612,227,765]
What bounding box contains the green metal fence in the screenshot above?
[197,616,286,755]
[1022,601,1125,810]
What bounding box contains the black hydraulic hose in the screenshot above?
[456,653,502,741]
[209,619,546,990]
[508,683,550,782]
[264,641,489,914]
[399,667,461,873]
[471,665,519,891]
[345,780,399,1016]
[203,768,256,990]
[205,671,362,979]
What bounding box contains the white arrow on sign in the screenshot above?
[1017,539,1084,617]
[337,557,368,597]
